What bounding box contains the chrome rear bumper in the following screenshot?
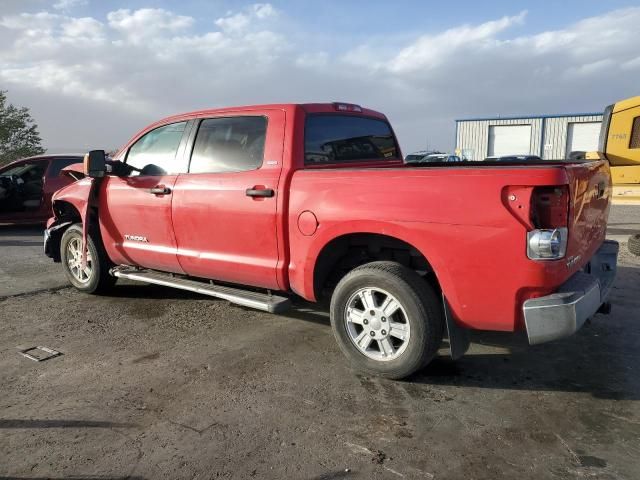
[523,240,619,345]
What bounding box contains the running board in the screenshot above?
[110,267,291,314]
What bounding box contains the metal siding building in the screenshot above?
[455,113,603,160]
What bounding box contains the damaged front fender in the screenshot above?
[44,219,74,262]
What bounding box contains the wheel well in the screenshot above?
[53,200,82,223]
[313,233,439,300]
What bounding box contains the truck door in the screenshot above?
[99,121,192,273]
[171,111,285,290]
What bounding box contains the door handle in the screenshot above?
[149,185,171,195]
[246,188,274,198]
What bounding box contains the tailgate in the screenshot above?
[564,160,611,266]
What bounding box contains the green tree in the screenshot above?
[0,90,45,166]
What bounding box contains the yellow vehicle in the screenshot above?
[593,95,640,255]
[595,96,640,204]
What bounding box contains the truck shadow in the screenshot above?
[0,225,44,235]
[410,265,639,400]
[0,419,136,429]
[0,477,145,480]
[295,265,640,401]
[410,348,639,400]
[0,239,45,247]
[0,225,46,246]
[103,265,639,401]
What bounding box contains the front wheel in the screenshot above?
[330,261,444,379]
[60,223,116,294]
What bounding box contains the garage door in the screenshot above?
[488,125,532,157]
[566,122,601,158]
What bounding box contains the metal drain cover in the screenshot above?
[19,346,62,362]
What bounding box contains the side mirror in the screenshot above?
[84,150,106,178]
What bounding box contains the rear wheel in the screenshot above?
[60,223,115,294]
[330,261,444,379]
[628,234,640,256]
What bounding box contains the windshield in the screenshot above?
[405,154,425,162]
[304,115,398,165]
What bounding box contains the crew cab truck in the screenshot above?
[44,103,618,379]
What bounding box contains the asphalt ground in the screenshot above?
[1,206,639,479]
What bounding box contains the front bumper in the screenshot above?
[523,240,619,345]
[43,219,72,261]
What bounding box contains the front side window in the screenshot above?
[0,160,47,211]
[305,115,398,165]
[189,116,267,174]
[126,121,187,175]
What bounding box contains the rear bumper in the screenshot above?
[523,240,619,345]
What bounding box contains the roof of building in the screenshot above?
[456,112,603,122]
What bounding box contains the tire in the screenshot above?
[60,223,116,294]
[629,234,640,256]
[330,261,444,380]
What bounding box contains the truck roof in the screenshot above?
[153,103,387,127]
[3,153,84,166]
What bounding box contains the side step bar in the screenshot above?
[110,266,291,314]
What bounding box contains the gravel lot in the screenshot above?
[1,206,639,479]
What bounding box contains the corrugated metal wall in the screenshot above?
[456,114,603,160]
[541,115,602,159]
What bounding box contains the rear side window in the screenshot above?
[48,157,82,177]
[189,116,267,174]
[305,115,398,165]
[126,121,188,175]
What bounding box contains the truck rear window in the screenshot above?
[304,115,398,165]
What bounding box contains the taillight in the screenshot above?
[527,186,569,260]
[527,228,567,260]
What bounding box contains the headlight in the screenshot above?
[527,228,568,260]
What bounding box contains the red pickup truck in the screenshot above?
[44,103,618,379]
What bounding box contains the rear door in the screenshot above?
[99,121,192,273]
[171,110,285,289]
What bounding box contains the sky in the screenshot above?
[0,0,638,154]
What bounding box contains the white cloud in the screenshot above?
[61,17,104,43]
[53,0,87,11]
[389,11,527,73]
[215,3,278,33]
[215,12,250,33]
[0,11,60,30]
[107,8,194,44]
[0,4,638,153]
[252,3,277,19]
